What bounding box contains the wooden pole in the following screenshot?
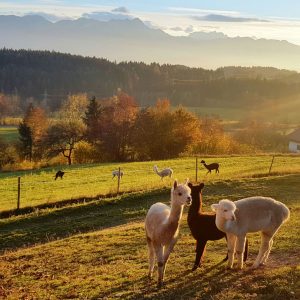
[269,155,275,174]
[17,176,21,210]
[117,167,121,194]
[196,157,198,182]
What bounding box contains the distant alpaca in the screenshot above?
[187,182,248,270]
[54,170,65,180]
[145,180,192,287]
[201,160,219,174]
[212,197,290,269]
[112,170,124,179]
[153,165,173,180]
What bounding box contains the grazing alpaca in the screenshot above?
[187,182,248,270]
[54,170,65,180]
[201,160,219,174]
[112,170,124,179]
[153,165,173,180]
[211,197,290,269]
[145,180,192,287]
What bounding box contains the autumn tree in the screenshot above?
[132,99,201,159]
[43,120,86,165]
[18,103,48,161]
[100,92,138,161]
[60,93,89,121]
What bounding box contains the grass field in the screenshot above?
[0,173,299,299]
[0,126,18,142]
[1,155,300,212]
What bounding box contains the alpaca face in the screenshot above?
[211,199,236,221]
[173,182,192,206]
[188,182,204,200]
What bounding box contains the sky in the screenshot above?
[1,0,300,45]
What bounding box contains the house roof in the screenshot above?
[288,128,300,143]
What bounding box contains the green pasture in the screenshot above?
[0,174,299,299]
[0,126,18,142]
[1,155,300,212]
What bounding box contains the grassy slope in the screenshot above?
[0,126,18,142]
[1,155,300,211]
[0,174,299,299]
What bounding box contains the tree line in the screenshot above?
[1,48,300,115]
[0,92,288,170]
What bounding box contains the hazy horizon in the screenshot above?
[1,0,300,45]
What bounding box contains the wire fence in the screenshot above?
[1,155,300,213]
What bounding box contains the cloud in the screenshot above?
[193,14,269,23]
[82,7,133,22]
[112,6,129,14]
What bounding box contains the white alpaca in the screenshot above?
[112,170,124,179]
[211,197,290,269]
[145,180,192,287]
[153,165,173,180]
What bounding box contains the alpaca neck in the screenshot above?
[154,167,160,175]
[189,192,202,215]
[167,202,184,231]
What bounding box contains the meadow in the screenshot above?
[0,126,18,142]
[0,172,299,299]
[1,155,300,212]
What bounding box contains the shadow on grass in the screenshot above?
[0,189,169,254]
[97,260,245,300]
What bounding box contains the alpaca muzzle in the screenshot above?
[186,197,192,206]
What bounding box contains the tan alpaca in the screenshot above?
[211,197,290,269]
[145,180,191,287]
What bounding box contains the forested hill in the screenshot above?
[1,48,300,110]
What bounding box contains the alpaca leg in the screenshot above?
[236,235,246,269]
[154,245,164,288]
[226,233,236,269]
[192,240,207,271]
[243,238,249,262]
[260,238,274,265]
[252,233,271,268]
[163,238,177,275]
[147,238,155,279]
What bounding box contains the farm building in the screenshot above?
[288,128,300,153]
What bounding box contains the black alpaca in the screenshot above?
[187,182,248,270]
[201,160,219,174]
[54,170,65,180]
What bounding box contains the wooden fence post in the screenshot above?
[196,157,198,182]
[269,155,275,174]
[17,176,21,210]
[117,167,121,194]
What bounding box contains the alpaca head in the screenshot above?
[171,180,192,206]
[153,165,158,171]
[188,182,204,201]
[211,199,236,221]
[200,160,205,164]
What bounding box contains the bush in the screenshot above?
[74,141,100,164]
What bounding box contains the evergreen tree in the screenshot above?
[83,96,103,143]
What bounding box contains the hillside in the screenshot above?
[1,49,300,114]
[0,173,299,299]
[1,15,300,71]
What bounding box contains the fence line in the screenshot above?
[1,155,299,212]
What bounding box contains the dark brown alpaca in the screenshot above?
[201,160,219,174]
[54,170,65,180]
[187,182,248,271]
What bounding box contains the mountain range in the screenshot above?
[1,15,300,71]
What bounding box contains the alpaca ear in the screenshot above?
[188,182,193,188]
[185,178,189,185]
[200,183,204,189]
[211,204,219,211]
[173,180,178,189]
